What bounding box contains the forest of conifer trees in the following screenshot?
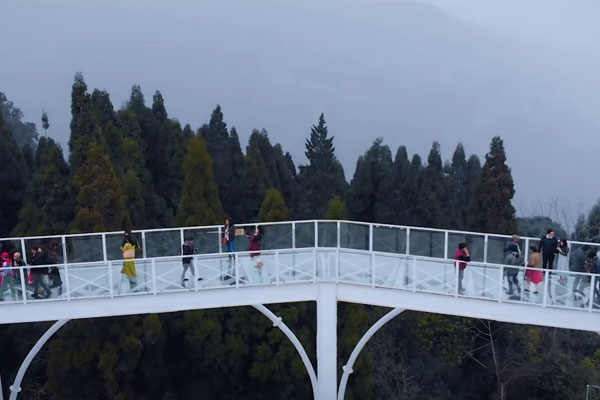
[1,75,600,399]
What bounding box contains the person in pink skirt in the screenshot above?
[525,245,543,299]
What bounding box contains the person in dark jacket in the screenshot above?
[504,235,522,297]
[181,236,198,287]
[222,217,236,277]
[571,245,589,300]
[30,246,51,299]
[539,229,558,270]
[454,243,471,295]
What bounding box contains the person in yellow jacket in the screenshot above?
[121,231,140,291]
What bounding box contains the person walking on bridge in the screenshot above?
[539,229,558,270]
[31,246,51,299]
[504,235,522,299]
[121,231,140,292]
[525,245,543,300]
[181,236,198,287]
[0,252,16,301]
[454,243,470,295]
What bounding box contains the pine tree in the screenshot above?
[68,73,97,171]
[13,137,74,236]
[0,111,28,236]
[175,135,223,226]
[41,110,49,136]
[405,154,425,226]
[72,137,131,233]
[296,113,347,218]
[0,91,39,149]
[162,121,187,217]
[447,143,469,230]
[467,136,516,234]
[259,188,289,222]
[200,106,245,220]
[325,196,347,219]
[418,142,448,228]
[347,138,393,222]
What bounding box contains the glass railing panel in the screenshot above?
[0,265,26,303]
[183,227,219,255]
[237,251,277,285]
[261,223,293,250]
[318,222,337,247]
[372,225,406,254]
[105,233,142,261]
[145,230,181,258]
[66,262,111,299]
[373,253,410,288]
[24,237,64,264]
[413,258,455,294]
[152,256,189,293]
[459,263,501,300]
[0,239,25,260]
[447,233,485,263]
[338,249,371,284]
[340,222,369,250]
[294,222,315,248]
[194,253,237,289]
[486,235,519,265]
[278,248,315,283]
[112,258,152,295]
[66,235,104,263]
[409,229,445,258]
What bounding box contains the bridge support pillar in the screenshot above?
[317,283,337,400]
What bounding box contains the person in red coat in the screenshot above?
[454,243,471,295]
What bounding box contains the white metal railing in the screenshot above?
[0,246,598,315]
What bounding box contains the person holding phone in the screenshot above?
[454,243,471,295]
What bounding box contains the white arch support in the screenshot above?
[337,308,405,400]
[10,319,70,400]
[252,304,318,398]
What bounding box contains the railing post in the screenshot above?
[405,228,411,256]
[64,263,71,301]
[370,253,375,287]
[589,275,596,312]
[368,224,373,252]
[542,269,550,307]
[218,226,223,253]
[275,251,280,286]
[19,268,27,304]
[411,256,417,292]
[141,231,147,259]
[337,221,341,249]
[483,234,489,264]
[20,238,27,265]
[61,236,68,264]
[524,238,530,264]
[498,265,504,302]
[336,248,340,283]
[101,233,107,262]
[443,231,448,259]
[292,222,296,249]
[193,257,200,292]
[107,261,114,298]
[454,261,459,297]
[314,221,319,248]
[235,253,240,288]
[151,259,157,295]
[313,248,317,283]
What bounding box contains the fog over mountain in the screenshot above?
[1,0,598,222]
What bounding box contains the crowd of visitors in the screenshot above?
[454,228,600,305]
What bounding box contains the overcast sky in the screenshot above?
[1,0,599,228]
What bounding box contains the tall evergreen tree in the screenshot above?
[347,138,393,222]
[446,143,469,230]
[13,137,74,236]
[0,91,38,149]
[200,106,245,220]
[296,114,347,218]
[175,135,223,226]
[467,136,516,234]
[0,111,28,236]
[72,137,131,233]
[259,188,289,222]
[68,73,97,171]
[418,142,448,228]
[404,154,425,226]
